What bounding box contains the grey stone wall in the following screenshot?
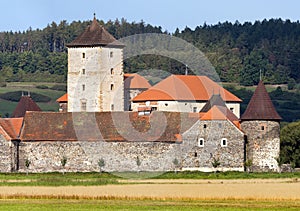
[13,120,245,173]
[18,141,182,173]
[0,136,18,172]
[180,120,244,171]
[241,120,280,172]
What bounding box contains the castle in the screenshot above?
[0,17,281,173]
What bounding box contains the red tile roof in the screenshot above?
[200,105,241,129]
[66,17,124,48]
[56,93,68,103]
[124,73,151,89]
[132,75,242,102]
[0,118,23,140]
[241,81,281,121]
[11,96,42,118]
[19,111,199,142]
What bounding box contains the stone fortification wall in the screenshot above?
[241,120,280,172]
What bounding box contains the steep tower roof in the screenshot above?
[11,96,42,118]
[241,81,281,121]
[66,17,124,47]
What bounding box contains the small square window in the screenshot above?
[194,152,198,157]
[221,138,227,147]
[198,138,204,147]
[261,126,265,130]
[230,107,234,112]
[203,124,207,129]
[82,53,85,58]
[193,107,197,113]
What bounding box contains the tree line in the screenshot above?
[1,18,300,85]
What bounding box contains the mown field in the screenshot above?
[0,172,300,210]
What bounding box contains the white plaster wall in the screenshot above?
[68,46,124,112]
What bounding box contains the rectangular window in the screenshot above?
[193,107,197,113]
[82,84,85,91]
[221,138,227,147]
[110,51,113,58]
[110,68,114,75]
[110,84,114,91]
[81,102,86,111]
[198,138,204,147]
[82,53,85,58]
[111,104,114,111]
[82,69,85,75]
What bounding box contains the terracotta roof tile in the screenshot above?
[133,75,241,102]
[124,73,151,89]
[200,106,241,129]
[11,96,42,118]
[241,81,281,120]
[66,17,124,48]
[0,118,23,140]
[20,111,199,142]
[56,93,68,103]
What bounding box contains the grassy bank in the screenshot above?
[0,172,299,186]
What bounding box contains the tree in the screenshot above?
[98,158,105,173]
[275,156,284,173]
[244,159,253,173]
[61,156,67,175]
[280,121,300,168]
[25,158,31,176]
[172,158,180,174]
[211,157,221,174]
[136,156,142,172]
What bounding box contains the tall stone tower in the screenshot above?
[241,81,281,172]
[66,17,124,112]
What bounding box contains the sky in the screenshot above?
[1,0,300,33]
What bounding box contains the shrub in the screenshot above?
[0,91,51,102]
[50,84,67,91]
[36,85,49,89]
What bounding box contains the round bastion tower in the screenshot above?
[241,80,281,172]
[66,16,125,112]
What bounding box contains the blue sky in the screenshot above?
[1,0,300,32]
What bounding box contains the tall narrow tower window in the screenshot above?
[81,102,86,111]
[110,68,114,75]
[82,69,85,75]
[82,84,85,91]
[82,53,85,58]
[110,84,114,91]
[110,51,113,58]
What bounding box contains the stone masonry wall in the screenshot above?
[0,136,18,172]
[180,120,245,171]
[241,120,280,172]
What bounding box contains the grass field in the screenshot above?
[0,82,65,116]
[0,197,299,211]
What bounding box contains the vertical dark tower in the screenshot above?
[241,81,281,172]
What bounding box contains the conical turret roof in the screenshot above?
[11,96,42,118]
[241,81,281,121]
[66,17,124,48]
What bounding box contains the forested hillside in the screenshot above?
[0,18,300,86]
